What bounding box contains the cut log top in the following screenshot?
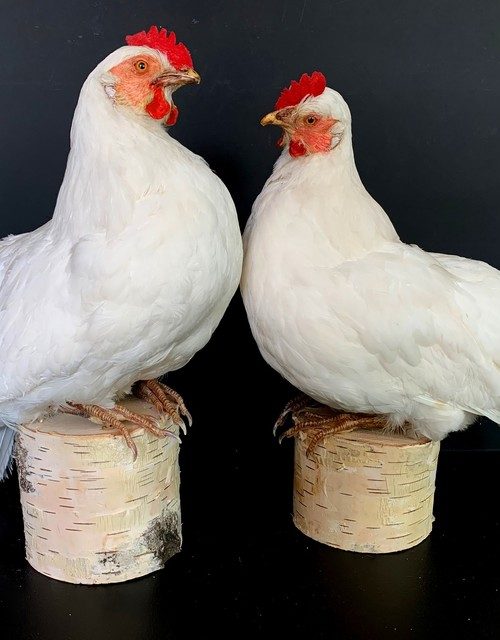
[332,428,430,448]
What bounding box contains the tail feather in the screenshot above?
[0,425,15,480]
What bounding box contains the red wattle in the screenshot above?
[146,85,171,120]
[289,139,307,157]
[166,105,179,126]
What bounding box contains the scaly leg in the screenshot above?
[133,379,192,434]
[66,402,178,461]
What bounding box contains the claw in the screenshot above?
[133,379,191,434]
[158,382,192,429]
[273,393,311,436]
[163,431,182,444]
[179,405,193,429]
[176,419,188,436]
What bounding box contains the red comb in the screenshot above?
[275,72,327,110]
[125,26,193,70]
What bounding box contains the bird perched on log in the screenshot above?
[241,71,500,453]
[0,26,242,474]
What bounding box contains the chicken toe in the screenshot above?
[133,380,192,433]
[277,401,387,458]
[65,401,178,461]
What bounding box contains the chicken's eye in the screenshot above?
[305,115,317,125]
[134,60,148,73]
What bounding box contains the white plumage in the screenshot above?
[242,85,500,441]
[0,43,242,476]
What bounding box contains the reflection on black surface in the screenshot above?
[24,567,171,640]
[309,539,433,637]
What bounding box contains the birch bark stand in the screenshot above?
[293,428,440,553]
[15,398,181,584]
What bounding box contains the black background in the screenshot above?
[1,1,500,638]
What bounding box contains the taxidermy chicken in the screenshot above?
[0,26,242,476]
[241,71,500,454]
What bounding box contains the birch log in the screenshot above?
[15,398,181,584]
[293,428,440,553]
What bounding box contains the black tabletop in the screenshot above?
[2,440,500,640]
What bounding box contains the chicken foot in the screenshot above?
[66,402,178,461]
[133,379,192,434]
[276,400,387,458]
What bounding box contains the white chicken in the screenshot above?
[241,72,500,452]
[0,26,242,475]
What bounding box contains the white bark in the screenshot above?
[15,398,181,584]
[293,429,440,553]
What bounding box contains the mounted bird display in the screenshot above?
[241,71,500,454]
[0,26,243,475]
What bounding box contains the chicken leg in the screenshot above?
[275,398,387,458]
[133,379,192,434]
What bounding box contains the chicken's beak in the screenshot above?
[155,68,201,88]
[179,68,201,85]
[260,110,282,127]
